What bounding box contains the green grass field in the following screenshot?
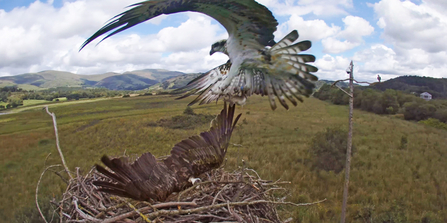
[53,97,67,102]
[0,95,446,222]
[22,99,48,106]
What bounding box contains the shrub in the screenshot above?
[418,118,447,131]
[433,108,447,123]
[183,106,195,115]
[309,127,355,173]
[403,102,437,121]
[399,135,408,150]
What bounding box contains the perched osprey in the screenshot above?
[80,0,318,110]
[94,103,241,201]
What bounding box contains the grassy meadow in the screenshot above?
[0,95,446,222]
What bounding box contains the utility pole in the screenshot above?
[331,61,358,223]
[340,61,354,223]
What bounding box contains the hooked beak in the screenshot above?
[209,49,216,55]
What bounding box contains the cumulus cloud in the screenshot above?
[315,43,447,83]
[2,0,447,83]
[322,16,374,54]
[373,0,447,53]
[257,0,353,17]
[276,14,340,42]
[277,15,373,54]
[360,0,447,81]
[0,0,228,76]
[314,54,352,81]
[349,44,447,82]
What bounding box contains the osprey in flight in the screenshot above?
[81,0,318,110]
[94,103,241,201]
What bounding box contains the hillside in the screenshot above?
[315,79,351,90]
[368,75,447,99]
[149,73,201,91]
[0,69,186,91]
[0,71,84,89]
[123,69,185,82]
[94,74,158,90]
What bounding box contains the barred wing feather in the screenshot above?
[176,30,318,110]
[80,0,278,51]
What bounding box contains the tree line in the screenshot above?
[0,86,124,110]
[314,84,447,124]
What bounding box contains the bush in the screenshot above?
[403,102,437,121]
[399,135,408,150]
[433,108,447,123]
[418,118,447,131]
[183,106,195,115]
[309,127,355,173]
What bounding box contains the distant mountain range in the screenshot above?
[2,70,446,98]
[0,69,188,91]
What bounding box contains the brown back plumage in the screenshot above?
[93,103,241,201]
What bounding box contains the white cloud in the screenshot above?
[1,0,447,83]
[314,54,352,80]
[373,0,447,53]
[257,0,353,17]
[0,0,227,76]
[155,13,226,52]
[338,16,374,43]
[315,43,447,83]
[277,15,373,54]
[322,16,374,54]
[350,44,447,82]
[354,0,447,81]
[276,14,340,42]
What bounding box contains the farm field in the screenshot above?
[0,95,446,222]
[22,100,49,106]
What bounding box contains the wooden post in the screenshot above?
[340,61,354,223]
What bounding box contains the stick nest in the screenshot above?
[57,167,294,223]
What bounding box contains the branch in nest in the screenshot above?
[178,181,245,202]
[101,202,197,223]
[144,199,327,220]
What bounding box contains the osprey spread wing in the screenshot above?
[81,0,318,110]
[94,103,241,201]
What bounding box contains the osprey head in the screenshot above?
[210,40,227,55]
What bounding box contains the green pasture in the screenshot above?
[22,100,48,106]
[0,95,446,222]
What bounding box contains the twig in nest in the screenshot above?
[145,199,327,220]
[73,197,101,222]
[177,180,244,202]
[58,167,326,222]
[101,202,198,223]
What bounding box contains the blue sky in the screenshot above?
[0,0,446,82]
